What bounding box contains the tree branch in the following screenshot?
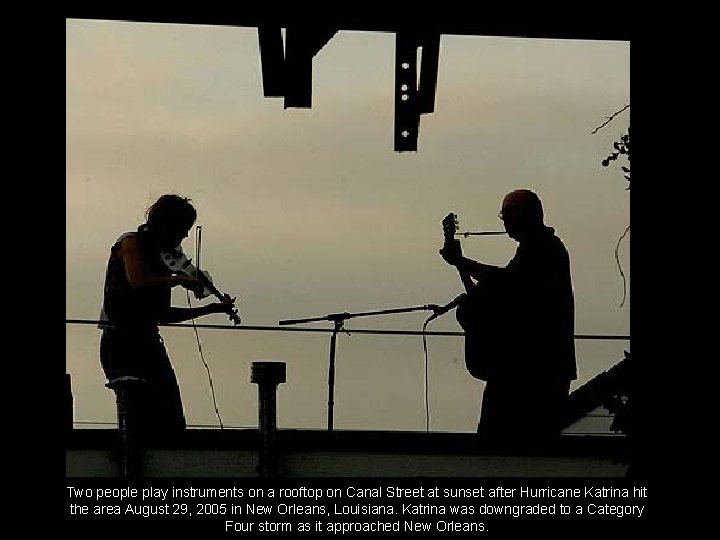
[592,104,630,134]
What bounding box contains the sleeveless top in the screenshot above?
[98,229,171,330]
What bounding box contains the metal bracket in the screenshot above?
[394,32,440,152]
[258,25,337,108]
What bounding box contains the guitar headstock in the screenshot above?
[442,213,459,241]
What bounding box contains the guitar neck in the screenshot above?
[443,212,474,293]
[458,267,474,293]
[444,236,474,292]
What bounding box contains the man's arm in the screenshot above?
[454,257,503,282]
[440,239,503,281]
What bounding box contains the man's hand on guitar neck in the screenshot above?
[440,238,464,266]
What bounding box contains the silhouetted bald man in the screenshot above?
[440,189,577,438]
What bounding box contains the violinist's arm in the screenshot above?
[121,237,195,291]
[158,304,228,324]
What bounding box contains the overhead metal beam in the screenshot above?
[67,15,630,41]
[258,25,337,108]
[258,26,285,98]
[69,16,628,153]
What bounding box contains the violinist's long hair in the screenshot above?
[146,194,197,229]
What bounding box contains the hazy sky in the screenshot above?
[66,19,630,433]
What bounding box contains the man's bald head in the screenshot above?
[500,189,544,239]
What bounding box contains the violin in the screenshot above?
[160,247,241,325]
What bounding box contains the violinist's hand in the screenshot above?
[439,238,463,266]
[176,275,204,295]
[211,295,237,316]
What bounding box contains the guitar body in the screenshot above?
[442,213,508,381]
[455,279,511,381]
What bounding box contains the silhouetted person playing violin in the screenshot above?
[99,194,237,434]
[440,189,577,439]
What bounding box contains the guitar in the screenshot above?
[160,247,241,325]
[441,212,506,381]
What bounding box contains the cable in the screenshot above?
[615,224,630,308]
[185,291,225,429]
[421,317,433,433]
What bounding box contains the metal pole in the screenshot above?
[327,320,342,431]
[251,362,286,477]
[279,304,441,432]
[106,376,144,478]
[66,373,73,432]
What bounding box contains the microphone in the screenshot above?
[427,293,467,322]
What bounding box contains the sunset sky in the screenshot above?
[66,19,630,433]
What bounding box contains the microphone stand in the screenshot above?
[279,304,439,431]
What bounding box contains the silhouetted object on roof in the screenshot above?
[106,376,145,478]
[251,362,287,478]
[563,350,630,430]
[562,351,638,477]
[66,373,74,433]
